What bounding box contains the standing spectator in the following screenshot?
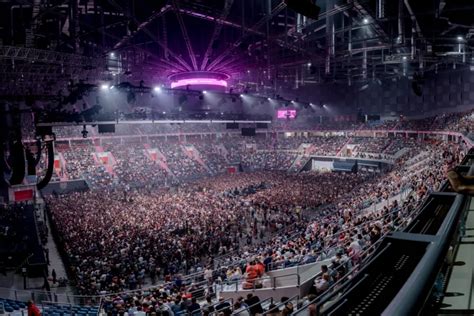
[27,301,41,316]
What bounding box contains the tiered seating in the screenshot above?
[0,299,98,316]
[42,304,99,316]
[0,298,26,313]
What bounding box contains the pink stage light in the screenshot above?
[170,78,228,89]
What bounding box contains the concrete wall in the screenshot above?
[219,259,332,302]
[40,179,89,195]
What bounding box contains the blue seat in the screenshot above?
[5,307,14,313]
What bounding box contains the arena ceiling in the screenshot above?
[0,0,473,96]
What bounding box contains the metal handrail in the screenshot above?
[211,298,234,315]
[222,272,301,293]
[291,207,424,316]
[233,297,273,315]
[262,294,299,316]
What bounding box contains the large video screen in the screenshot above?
[277,109,297,119]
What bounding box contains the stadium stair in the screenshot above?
[182,145,212,173]
[216,144,230,163]
[392,147,410,159]
[288,155,305,173]
[92,146,116,176]
[56,152,69,181]
[336,137,353,157]
[145,146,175,177]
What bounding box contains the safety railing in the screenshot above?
[290,193,432,315]
[233,297,273,315]
[262,294,299,315]
[210,298,234,315]
[220,273,301,293]
[291,240,393,316]
[0,287,101,307]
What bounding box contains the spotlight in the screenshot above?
[240,94,244,97]
[307,62,312,67]
[402,56,408,60]
[291,100,295,103]
[110,52,115,57]
[457,36,464,41]
[162,111,166,114]
[203,90,207,94]
[101,84,109,90]
[154,87,161,92]
[81,125,88,138]
[109,85,114,90]
[267,98,271,101]
[363,18,369,24]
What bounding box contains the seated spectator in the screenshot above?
[233,301,250,316]
[215,297,231,314]
[245,293,263,315]
[314,273,331,294]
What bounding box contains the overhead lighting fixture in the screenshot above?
[402,56,408,60]
[307,62,312,67]
[110,52,115,57]
[101,84,109,90]
[154,87,161,92]
[457,36,464,41]
[109,85,114,90]
[363,18,369,24]
[170,78,227,89]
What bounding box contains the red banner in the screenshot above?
[14,189,34,202]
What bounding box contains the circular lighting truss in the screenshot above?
[169,71,230,92]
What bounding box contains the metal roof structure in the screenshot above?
[0,0,472,96]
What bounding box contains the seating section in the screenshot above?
[41,304,99,316]
[0,298,98,316]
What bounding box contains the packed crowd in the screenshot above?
[41,135,357,187]
[46,137,468,298]
[46,171,369,295]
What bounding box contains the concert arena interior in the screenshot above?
[0,0,474,315]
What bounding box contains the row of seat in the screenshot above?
[0,297,98,316]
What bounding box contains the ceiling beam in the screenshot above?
[207,1,287,72]
[200,0,234,70]
[172,0,198,70]
[106,0,193,71]
[404,0,423,38]
[113,4,172,50]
